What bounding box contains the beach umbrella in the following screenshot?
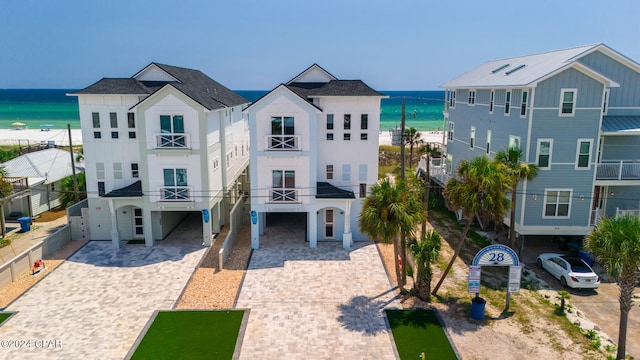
[12,122,26,127]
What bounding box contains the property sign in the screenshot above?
[468,265,481,293]
[508,265,522,293]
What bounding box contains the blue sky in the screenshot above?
[1,0,639,90]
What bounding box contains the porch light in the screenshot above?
[610,191,614,196]
[531,195,537,201]
[580,195,585,201]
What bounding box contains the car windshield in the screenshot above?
[562,256,591,273]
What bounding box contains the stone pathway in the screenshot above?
[236,224,401,359]
[0,215,207,359]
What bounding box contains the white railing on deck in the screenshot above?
[268,188,300,203]
[160,186,192,201]
[596,161,640,181]
[616,207,640,218]
[156,133,189,148]
[265,135,301,151]
[417,156,451,185]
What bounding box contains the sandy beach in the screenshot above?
[0,128,443,147]
[0,128,83,147]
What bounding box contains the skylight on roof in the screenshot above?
[505,64,526,75]
[491,64,510,73]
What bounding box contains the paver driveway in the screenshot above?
[0,215,206,359]
[236,219,401,360]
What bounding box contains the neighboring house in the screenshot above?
[70,63,250,248]
[2,148,84,217]
[244,64,386,249]
[438,44,640,239]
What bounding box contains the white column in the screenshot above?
[108,199,121,249]
[308,211,317,249]
[250,210,260,249]
[202,209,212,246]
[143,209,154,247]
[342,200,353,249]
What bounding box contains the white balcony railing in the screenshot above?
[616,207,640,218]
[417,156,451,186]
[156,133,189,149]
[265,135,301,151]
[160,186,192,201]
[268,188,300,203]
[596,161,640,181]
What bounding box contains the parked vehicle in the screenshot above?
[537,253,600,289]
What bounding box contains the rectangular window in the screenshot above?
[212,158,219,171]
[469,126,475,149]
[110,112,118,128]
[113,163,123,180]
[163,168,189,200]
[489,90,495,113]
[327,133,334,141]
[509,135,521,149]
[326,114,334,130]
[360,114,368,129]
[128,131,136,139]
[360,133,368,140]
[131,163,139,178]
[272,170,295,188]
[360,183,367,198]
[449,90,456,108]
[111,132,119,139]
[505,90,511,115]
[576,139,592,169]
[448,121,455,141]
[270,116,295,149]
[537,139,552,169]
[468,90,476,105]
[602,89,610,115]
[344,114,351,130]
[359,164,368,181]
[94,131,101,139]
[560,89,577,116]
[486,130,491,154]
[161,115,185,133]
[520,91,528,117]
[127,113,135,128]
[98,182,105,196]
[344,133,351,141]
[326,165,334,180]
[342,164,351,181]
[544,189,571,218]
[92,112,100,128]
[96,162,105,180]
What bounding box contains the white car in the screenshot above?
[536,253,600,289]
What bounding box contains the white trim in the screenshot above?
[559,88,577,117]
[509,135,521,149]
[489,90,495,114]
[449,89,456,109]
[520,90,528,118]
[468,89,476,106]
[575,138,593,170]
[486,130,491,154]
[504,89,512,115]
[602,88,610,115]
[536,138,553,170]
[607,106,640,110]
[542,188,573,219]
[469,126,476,149]
[448,121,455,141]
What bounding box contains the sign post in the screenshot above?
[471,244,521,312]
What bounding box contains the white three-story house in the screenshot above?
[71,63,250,248]
[439,44,640,242]
[244,64,386,249]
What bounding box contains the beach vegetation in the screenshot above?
[432,155,511,295]
[0,166,13,198]
[404,127,424,169]
[59,172,86,208]
[585,215,640,360]
[494,146,538,250]
[409,230,442,302]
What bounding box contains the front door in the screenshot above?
[324,209,334,239]
[133,207,144,238]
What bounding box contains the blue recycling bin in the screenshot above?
[470,296,486,320]
[17,217,32,232]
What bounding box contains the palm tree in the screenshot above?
[409,230,442,302]
[59,172,86,208]
[359,178,424,291]
[432,155,511,295]
[404,127,424,169]
[585,215,640,360]
[495,146,538,250]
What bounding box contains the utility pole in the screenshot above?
[68,124,79,202]
[421,147,430,236]
[399,98,407,291]
[401,99,406,181]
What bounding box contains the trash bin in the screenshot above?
[17,216,32,232]
[470,296,486,320]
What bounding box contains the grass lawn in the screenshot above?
[386,309,457,360]
[0,313,12,325]
[131,310,244,360]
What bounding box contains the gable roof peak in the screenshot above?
[287,64,337,84]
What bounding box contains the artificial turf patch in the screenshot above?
[386,309,457,360]
[0,313,12,326]
[131,310,244,360]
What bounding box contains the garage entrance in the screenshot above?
[263,212,307,245]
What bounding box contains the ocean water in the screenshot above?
[0,89,445,131]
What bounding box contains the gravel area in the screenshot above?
[176,224,252,309]
[0,240,87,308]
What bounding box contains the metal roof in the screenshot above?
[440,44,618,89]
[1,148,84,184]
[601,116,640,134]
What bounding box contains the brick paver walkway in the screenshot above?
[0,215,207,359]
[236,217,401,360]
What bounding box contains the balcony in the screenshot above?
[416,156,451,186]
[268,188,300,203]
[596,161,640,181]
[156,133,190,149]
[265,135,301,151]
[160,186,192,201]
